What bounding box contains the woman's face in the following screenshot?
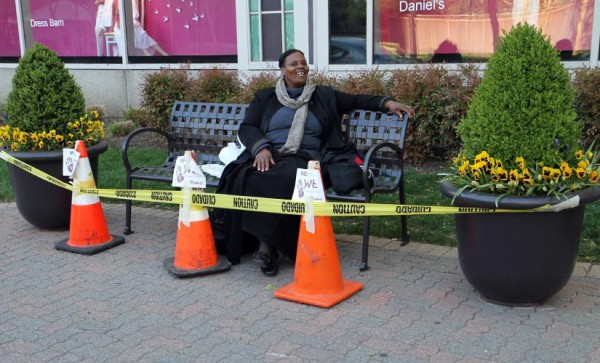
[282,51,309,88]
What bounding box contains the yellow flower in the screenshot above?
[475,151,490,163]
[515,157,526,170]
[590,171,599,183]
[491,170,499,182]
[496,167,508,181]
[575,150,583,159]
[576,167,587,178]
[542,166,552,180]
[522,169,534,186]
[562,166,573,179]
[509,169,519,183]
[578,161,588,169]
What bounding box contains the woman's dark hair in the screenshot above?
[278,49,304,68]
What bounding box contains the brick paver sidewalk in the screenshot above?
[1,202,599,362]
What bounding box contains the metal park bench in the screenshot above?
[121,101,410,270]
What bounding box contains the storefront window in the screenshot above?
[374,0,596,63]
[23,0,236,61]
[329,0,366,64]
[249,0,294,62]
[0,1,21,58]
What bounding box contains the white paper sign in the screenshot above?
[292,168,326,202]
[172,153,206,188]
[62,148,80,178]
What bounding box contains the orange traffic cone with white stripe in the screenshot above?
[164,150,230,277]
[55,141,125,254]
[164,202,231,277]
[274,162,363,308]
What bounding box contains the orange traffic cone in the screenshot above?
[164,203,231,278]
[55,141,125,254]
[274,165,363,308]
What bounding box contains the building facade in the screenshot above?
[1,0,599,117]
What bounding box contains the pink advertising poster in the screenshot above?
[0,1,22,57]
[376,0,596,60]
[142,0,237,56]
[29,0,98,56]
[27,0,236,57]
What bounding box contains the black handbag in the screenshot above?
[322,143,373,194]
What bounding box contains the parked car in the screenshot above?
[330,36,421,64]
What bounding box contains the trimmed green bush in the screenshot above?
[5,43,85,134]
[457,23,581,167]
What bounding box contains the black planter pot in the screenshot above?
[6,140,108,230]
[440,180,600,306]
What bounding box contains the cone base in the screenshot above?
[163,256,231,278]
[55,235,125,255]
[274,280,363,308]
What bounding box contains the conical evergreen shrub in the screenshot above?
[5,43,85,137]
[457,23,581,168]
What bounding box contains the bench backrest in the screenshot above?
[169,101,247,165]
[168,101,408,174]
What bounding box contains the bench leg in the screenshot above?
[124,177,134,235]
[360,215,370,271]
[399,178,409,246]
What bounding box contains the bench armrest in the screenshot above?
[362,141,404,194]
[121,127,172,173]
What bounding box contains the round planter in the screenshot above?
[440,180,600,306]
[6,140,108,230]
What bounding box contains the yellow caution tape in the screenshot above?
[1,150,547,216]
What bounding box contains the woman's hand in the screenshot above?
[253,148,275,172]
[385,100,415,118]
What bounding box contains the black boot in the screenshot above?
[253,242,279,277]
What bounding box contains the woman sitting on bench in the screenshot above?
[214,49,414,276]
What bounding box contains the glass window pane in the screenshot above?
[262,0,281,12]
[261,13,282,61]
[0,1,21,57]
[373,0,595,63]
[284,13,294,50]
[25,0,237,60]
[329,0,366,64]
[284,0,294,11]
[250,0,259,13]
[141,0,237,57]
[250,14,261,61]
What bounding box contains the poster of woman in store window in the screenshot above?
[112,0,168,56]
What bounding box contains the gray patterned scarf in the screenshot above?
[275,76,316,154]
